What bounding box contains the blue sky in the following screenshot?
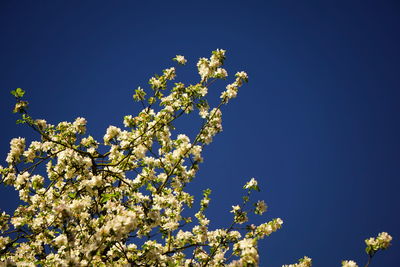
[0,1,399,266]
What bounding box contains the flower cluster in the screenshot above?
[220,71,249,104]
[341,260,358,267]
[365,232,392,255]
[282,256,312,267]
[6,137,25,164]
[173,55,187,65]
[197,49,227,82]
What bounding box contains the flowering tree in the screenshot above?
[0,50,391,266]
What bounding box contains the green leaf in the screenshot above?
[203,188,211,197]
[100,192,121,203]
[10,88,25,98]
[366,246,373,255]
[155,90,164,99]
[148,97,156,105]
[101,194,112,203]
[133,87,146,101]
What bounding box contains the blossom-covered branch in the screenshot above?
[0,50,392,266]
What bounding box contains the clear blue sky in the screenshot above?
[0,1,399,266]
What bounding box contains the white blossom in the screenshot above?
[342,260,358,267]
[6,137,25,164]
[174,55,187,65]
